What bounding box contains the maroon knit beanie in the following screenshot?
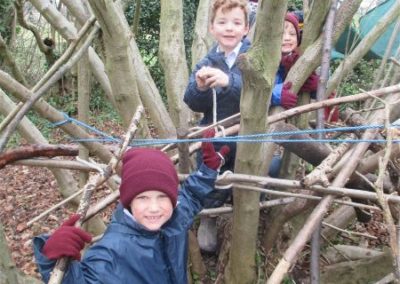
[119,148,179,208]
[285,12,301,45]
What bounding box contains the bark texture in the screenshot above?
[225,1,288,283]
[159,0,191,129]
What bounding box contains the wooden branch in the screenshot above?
[13,158,103,171]
[233,184,380,211]
[32,16,97,93]
[0,33,27,86]
[322,222,377,240]
[211,172,400,204]
[0,102,22,133]
[361,103,400,280]
[48,106,144,284]
[391,57,400,67]
[267,125,383,283]
[15,0,52,54]
[168,84,400,159]
[0,144,79,169]
[199,198,296,215]
[302,136,353,187]
[0,23,99,152]
[0,69,114,163]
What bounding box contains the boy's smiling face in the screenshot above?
[209,6,249,55]
[130,190,174,231]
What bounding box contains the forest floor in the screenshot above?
[0,119,392,282]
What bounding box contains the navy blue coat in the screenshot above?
[33,164,217,284]
[184,38,251,126]
[183,39,251,171]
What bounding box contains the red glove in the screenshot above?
[281,48,301,74]
[324,92,339,122]
[281,82,298,109]
[300,72,319,93]
[202,129,230,171]
[42,214,92,261]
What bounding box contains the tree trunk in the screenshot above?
[301,0,331,49]
[0,33,27,86]
[62,0,176,138]
[88,0,150,135]
[190,0,213,69]
[159,0,191,129]
[225,2,288,283]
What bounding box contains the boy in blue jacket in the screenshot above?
[184,0,285,252]
[33,131,229,284]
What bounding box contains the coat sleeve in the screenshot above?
[183,59,214,113]
[217,71,242,106]
[271,69,285,106]
[33,235,117,284]
[270,82,283,106]
[174,164,218,229]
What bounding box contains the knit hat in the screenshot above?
[119,148,179,208]
[285,12,301,45]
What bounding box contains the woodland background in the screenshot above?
[1,0,400,283]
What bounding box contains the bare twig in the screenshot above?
[32,16,97,93]
[358,100,400,281]
[322,222,378,240]
[0,21,99,152]
[302,136,353,187]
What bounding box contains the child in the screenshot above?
[185,0,286,252]
[33,131,230,284]
[183,0,250,252]
[184,0,250,179]
[272,12,339,121]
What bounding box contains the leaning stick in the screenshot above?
[0,102,22,133]
[48,106,144,284]
[0,20,99,152]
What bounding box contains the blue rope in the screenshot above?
[51,113,400,146]
[52,113,121,143]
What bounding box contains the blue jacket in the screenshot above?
[33,164,217,284]
[184,39,251,171]
[271,64,317,107]
[184,38,251,125]
[271,65,286,107]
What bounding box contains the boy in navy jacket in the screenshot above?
[33,131,229,284]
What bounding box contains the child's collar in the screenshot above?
[216,41,243,57]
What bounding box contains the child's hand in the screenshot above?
[42,214,92,261]
[201,129,230,171]
[195,67,212,91]
[300,72,319,93]
[281,82,298,109]
[195,67,229,90]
